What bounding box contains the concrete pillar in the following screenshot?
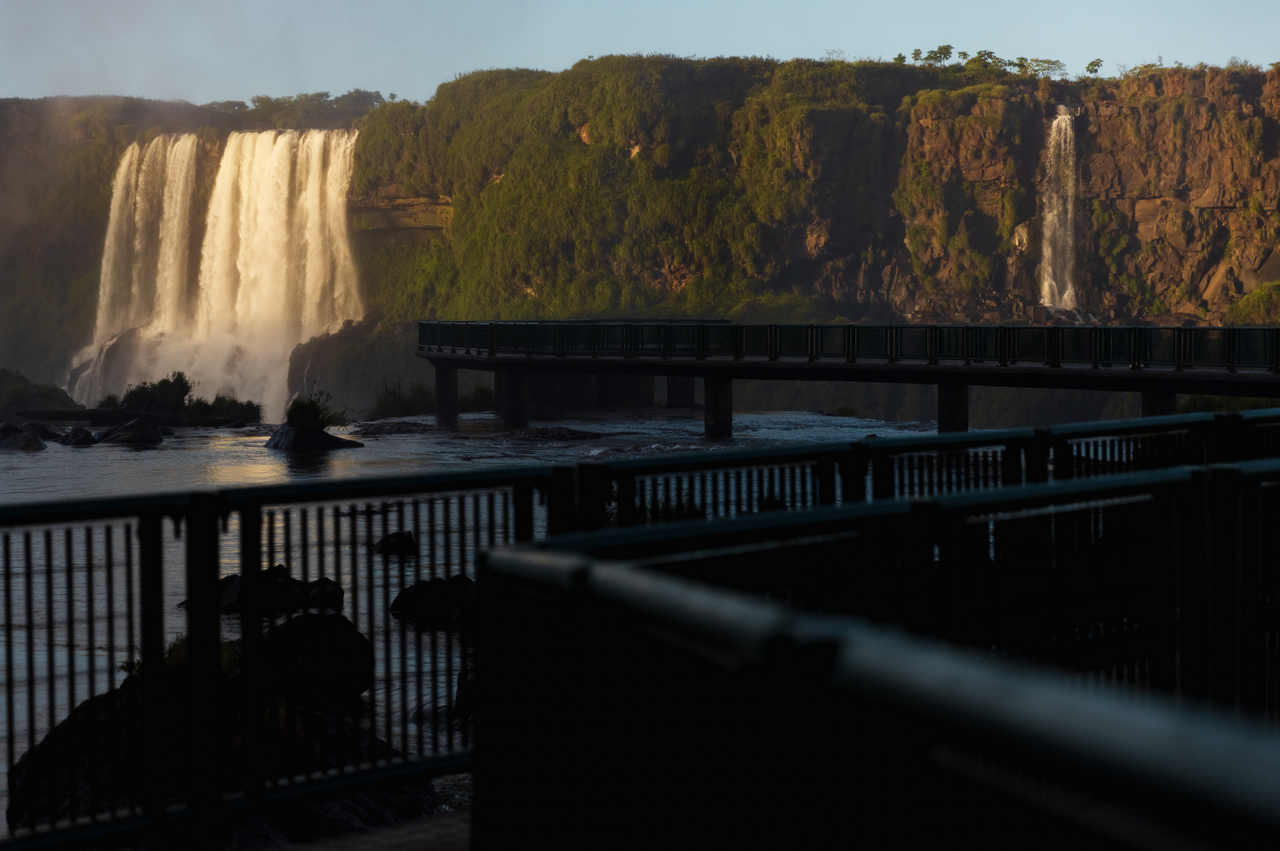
[502,372,529,428]
[704,376,733,439]
[1141,391,1178,418]
[493,373,507,418]
[667,376,696,408]
[436,364,458,429]
[937,383,969,433]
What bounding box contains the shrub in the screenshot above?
[286,387,346,430]
[121,371,194,414]
[460,384,495,412]
[366,379,435,419]
[185,392,264,423]
[1227,280,1280,325]
[1179,395,1280,414]
[97,394,120,409]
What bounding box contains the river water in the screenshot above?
[0,410,927,819]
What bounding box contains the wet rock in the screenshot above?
[56,426,99,447]
[181,563,344,615]
[263,613,375,706]
[21,423,64,440]
[96,418,164,445]
[373,530,418,556]
[265,424,364,450]
[0,422,20,440]
[389,574,474,629]
[0,432,45,451]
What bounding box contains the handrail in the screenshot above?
[421,320,1280,373]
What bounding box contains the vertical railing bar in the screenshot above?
[3,532,11,824]
[84,525,97,820]
[398,500,408,756]
[365,504,377,760]
[429,497,439,756]
[24,532,34,757]
[44,529,55,828]
[414,499,424,758]
[445,497,456,751]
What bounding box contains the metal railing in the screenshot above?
[0,466,574,848]
[421,320,1280,371]
[570,409,1280,528]
[478,543,1280,848]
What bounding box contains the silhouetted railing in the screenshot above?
[479,542,1280,848]
[421,320,1280,371]
[0,467,574,849]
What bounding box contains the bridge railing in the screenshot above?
[479,531,1280,847]
[0,466,575,849]
[420,320,1280,371]
[568,409,1280,529]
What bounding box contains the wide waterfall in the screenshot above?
[71,130,362,420]
[1039,106,1077,310]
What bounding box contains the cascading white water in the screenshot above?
[71,130,362,420]
[1039,106,1078,310]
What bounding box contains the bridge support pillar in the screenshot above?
[667,376,696,408]
[704,377,732,439]
[1141,391,1178,418]
[502,372,529,428]
[937,383,969,433]
[436,364,458,429]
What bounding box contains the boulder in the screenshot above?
[181,564,344,615]
[0,421,20,440]
[373,530,418,556]
[96,418,164,445]
[262,613,375,706]
[389,574,474,629]
[56,426,99,447]
[265,424,364,450]
[21,423,64,440]
[452,582,476,646]
[0,432,45,451]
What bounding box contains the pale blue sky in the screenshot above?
[3,0,1276,105]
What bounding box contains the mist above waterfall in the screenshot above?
[1039,106,1078,310]
[71,130,362,421]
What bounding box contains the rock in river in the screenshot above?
[95,418,165,445]
[56,426,99,447]
[265,424,364,450]
[0,431,45,451]
[389,574,474,629]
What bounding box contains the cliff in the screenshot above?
[351,57,1280,331]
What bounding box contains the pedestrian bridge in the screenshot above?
[416,320,1280,434]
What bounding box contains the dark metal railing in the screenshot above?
[0,467,574,849]
[478,543,1280,848]
[421,320,1280,372]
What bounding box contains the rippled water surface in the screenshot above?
[0,410,929,505]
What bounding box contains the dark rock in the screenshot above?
[159,425,175,436]
[389,574,474,629]
[222,420,246,429]
[373,530,418,556]
[181,564,344,615]
[21,423,64,440]
[452,582,476,646]
[263,613,375,706]
[0,422,20,440]
[265,424,364,450]
[0,432,45,451]
[56,426,99,447]
[96,418,164,445]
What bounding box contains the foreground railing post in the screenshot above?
[238,507,265,800]
[138,512,167,828]
[546,467,578,535]
[185,495,223,850]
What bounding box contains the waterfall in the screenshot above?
[71,130,362,421]
[1039,106,1077,310]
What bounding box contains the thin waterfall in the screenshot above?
[71,130,362,421]
[1039,105,1077,310]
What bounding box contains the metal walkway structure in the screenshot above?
[417,320,1280,434]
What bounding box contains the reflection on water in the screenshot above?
[284,450,334,479]
[0,411,929,506]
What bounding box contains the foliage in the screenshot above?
[1179,395,1280,414]
[460,384,495,412]
[286,386,346,430]
[121,371,195,413]
[366,379,435,419]
[1228,280,1280,325]
[120,371,263,420]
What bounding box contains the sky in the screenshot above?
[2,0,1277,105]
